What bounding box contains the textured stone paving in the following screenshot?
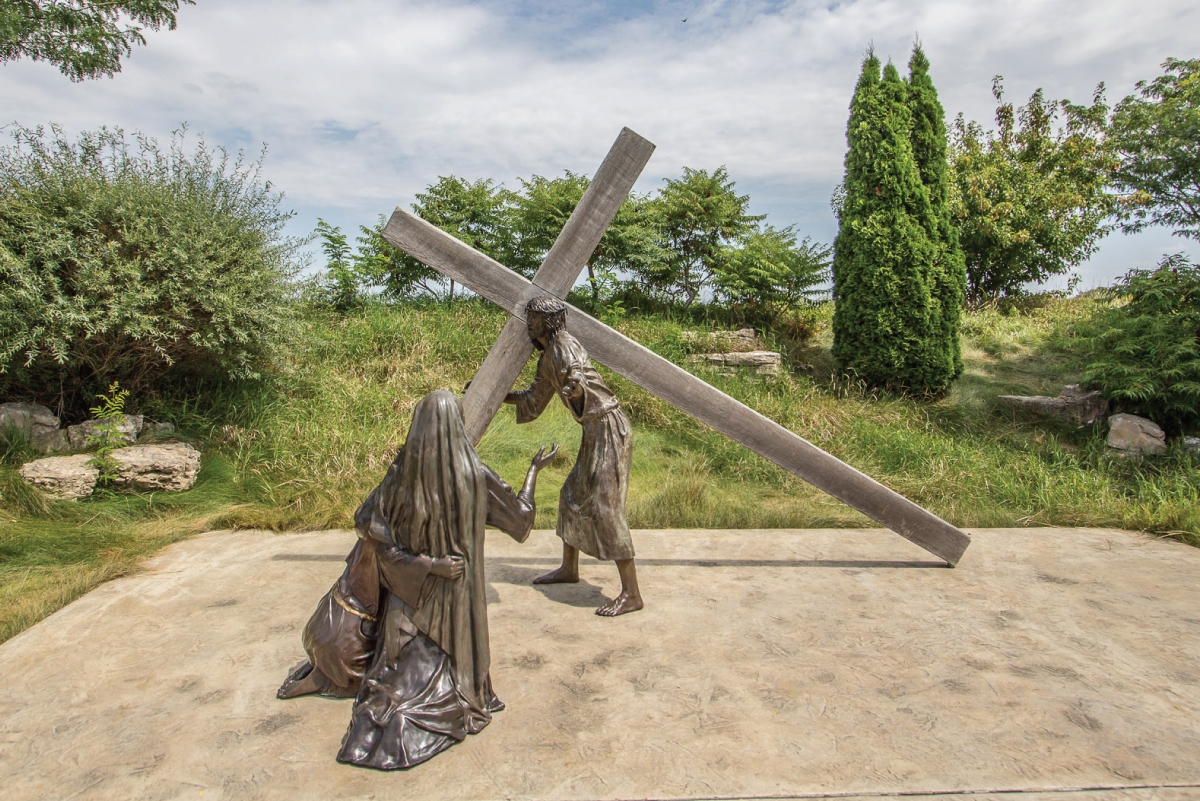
[1,526,1198,800]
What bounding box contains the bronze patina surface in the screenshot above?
[276,390,557,769]
[505,297,642,617]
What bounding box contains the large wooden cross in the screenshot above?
[382,128,971,566]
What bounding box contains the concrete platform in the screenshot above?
[1,526,1199,801]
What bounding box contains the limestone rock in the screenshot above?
[997,385,1108,427]
[1107,414,1167,456]
[31,428,70,454]
[1182,436,1199,454]
[143,421,175,436]
[18,455,98,500]
[688,350,782,377]
[68,415,144,449]
[111,442,201,492]
[0,402,61,447]
[681,328,759,352]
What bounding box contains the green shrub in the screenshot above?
[949,79,1118,306]
[85,380,129,488]
[1080,254,1200,433]
[906,44,967,379]
[712,225,830,310]
[831,52,955,396]
[0,124,303,415]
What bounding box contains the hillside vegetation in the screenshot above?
[2,297,1197,643]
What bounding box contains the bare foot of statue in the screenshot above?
[595,590,643,616]
[595,558,643,616]
[277,660,327,699]
[534,543,580,584]
[532,564,579,584]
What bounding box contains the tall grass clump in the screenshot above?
[4,295,1200,645]
[0,448,250,643]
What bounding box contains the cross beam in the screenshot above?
[382,129,971,566]
[458,128,655,445]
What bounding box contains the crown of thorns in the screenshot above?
[525,296,567,332]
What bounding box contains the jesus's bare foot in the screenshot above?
[535,543,580,584]
[533,565,579,584]
[596,590,643,616]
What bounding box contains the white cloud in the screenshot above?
[1,0,1194,285]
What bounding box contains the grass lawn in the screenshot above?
[2,296,1197,643]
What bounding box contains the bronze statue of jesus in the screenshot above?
[504,296,643,616]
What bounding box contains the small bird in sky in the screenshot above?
[681,18,687,23]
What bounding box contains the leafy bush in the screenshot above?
[85,380,129,487]
[0,124,303,415]
[355,214,444,301]
[638,166,762,308]
[1111,57,1200,242]
[308,218,387,312]
[1079,254,1200,433]
[712,225,830,309]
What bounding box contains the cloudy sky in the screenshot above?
[3,0,1196,289]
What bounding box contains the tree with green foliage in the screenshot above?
[905,43,966,378]
[313,218,387,312]
[510,171,586,278]
[514,171,664,305]
[0,124,302,411]
[949,78,1120,306]
[832,53,953,395]
[394,175,522,300]
[1080,253,1200,434]
[712,225,830,309]
[1110,57,1200,242]
[354,215,443,301]
[639,166,762,308]
[0,0,193,81]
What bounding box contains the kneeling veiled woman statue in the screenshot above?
[277,389,557,770]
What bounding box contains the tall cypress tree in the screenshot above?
[832,54,947,394]
[906,43,966,379]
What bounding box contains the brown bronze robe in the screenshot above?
[511,330,634,561]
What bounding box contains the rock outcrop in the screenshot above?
[17,455,99,500]
[680,328,759,352]
[111,442,201,492]
[143,421,176,437]
[67,415,144,449]
[688,351,782,377]
[996,385,1108,427]
[682,329,781,377]
[0,402,68,452]
[1107,413,1167,456]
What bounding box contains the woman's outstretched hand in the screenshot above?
[531,444,559,471]
[430,555,465,579]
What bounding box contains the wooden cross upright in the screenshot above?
[382,128,971,566]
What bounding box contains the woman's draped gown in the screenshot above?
[280,390,536,770]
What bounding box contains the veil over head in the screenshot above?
[380,390,488,560]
